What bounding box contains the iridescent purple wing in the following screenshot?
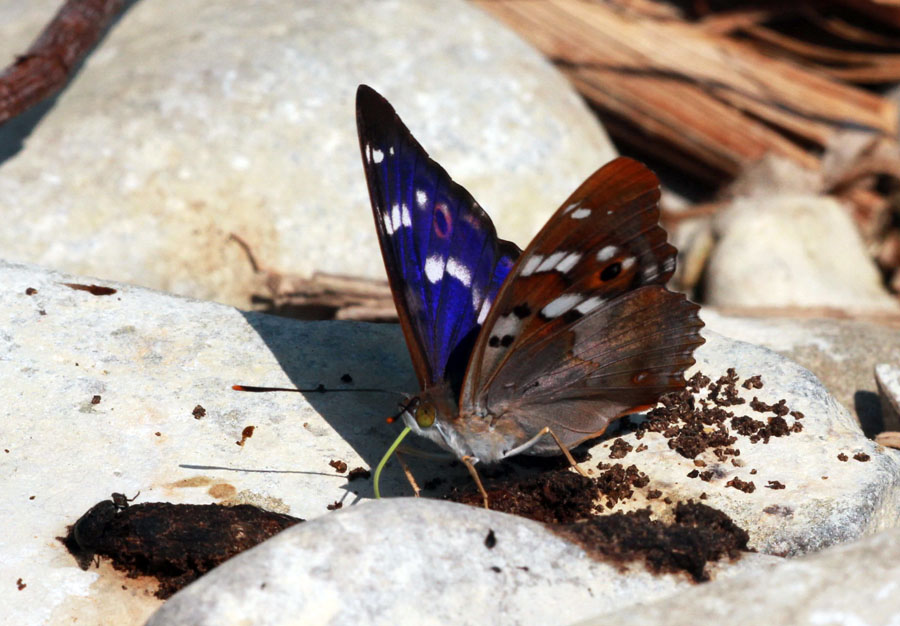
[356,85,520,390]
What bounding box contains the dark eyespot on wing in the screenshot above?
[600,263,622,282]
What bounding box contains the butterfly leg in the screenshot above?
[461,455,490,509]
[394,451,421,498]
[541,427,590,478]
[504,427,590,478]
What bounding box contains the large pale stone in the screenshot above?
[578,527,900,626]
[592,330,900,557]
[0,0,615,307]
[704,194,898,313]
[146,498,779,626]
[0,260,416,625]
[3,259,899,623]
[702,309,900,432]
[876,363,900,430]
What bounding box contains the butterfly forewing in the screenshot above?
[356,85,520,390]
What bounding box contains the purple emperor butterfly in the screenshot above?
[357,85,704,502]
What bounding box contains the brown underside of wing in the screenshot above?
[463,157,679,406]
[483,286,704,451]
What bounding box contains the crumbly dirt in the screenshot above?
[60,497,302,599]
[442,369,819,581]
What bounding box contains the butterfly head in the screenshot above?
[397,386,479,460]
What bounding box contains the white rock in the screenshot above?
[703,194,898,313]
[0,260,416,625]
[577,527,900,626]
[146,498,778,626]
[702,309,900,431]
[0,0,615,307]
[876,363,900,431]
[3,259,899,624]
[592,329,900,556]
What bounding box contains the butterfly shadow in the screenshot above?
[238,310,468,498]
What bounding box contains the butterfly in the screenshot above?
[356,85,704,504]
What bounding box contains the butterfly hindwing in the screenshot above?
[483,286,703,450]
[461,157,704,448]
[356,85,520,390]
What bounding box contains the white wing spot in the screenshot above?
[400,203,411,227]
[389,146,395,156]
[537,251,566,273]
[520,255,543,277]
[563,202,580,214]
[571,208,591,220]
[597,245,618,262]
[382,211,395,235]
[663,257,676,273]
[391,203,401,231]
[477,298,492,325]
[446,257,472,287]
[643,264,658,280]
[541,294,583,318]
[556,252,582,273]
[416,190,428,208]
[425,255,444,284]
[492,313,520,338]
[372,148,384,164]
[575,296,604,314]
[622,257,636,270]
[471,287,483,313]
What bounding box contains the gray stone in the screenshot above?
[592,329,900,557]
[3,259,899,624]
[578,527,900,626]
[0,0,615,308]
[146,498,778,626]
[702,310,900,432]
[704,194,898,313]
[0,260,416,624]
[876,363,900,431]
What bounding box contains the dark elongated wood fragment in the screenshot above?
[0,0,125,125]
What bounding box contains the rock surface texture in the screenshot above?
[702,310,900,432]
[876,363,900,429]
[704,194,898,313]
[3,260,899,624]
[578,527,900,626]
[0,0,615,307]
[146,498,778,626]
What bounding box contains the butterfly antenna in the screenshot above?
[373,425,412,499]
[232,384,404,396]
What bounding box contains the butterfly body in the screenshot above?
[357,85,704,468]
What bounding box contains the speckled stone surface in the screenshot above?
[702,310,900,432]
[146,498,780,626]
[0,260,416,625]
[877,363,900,430]
[4,259,900,624]
[0,0,615,307]
[587,329,900,557]
[578,527,900,626]
[704,195,898,313]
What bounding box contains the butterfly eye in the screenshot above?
[415,402,436,428]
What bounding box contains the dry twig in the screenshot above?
[0,0,125,125]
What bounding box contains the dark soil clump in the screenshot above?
[60,496,302,599]
[554,501,749,582]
